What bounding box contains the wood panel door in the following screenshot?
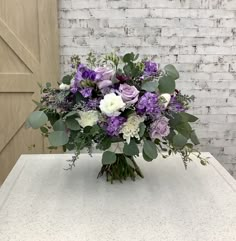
[0,0,59,185]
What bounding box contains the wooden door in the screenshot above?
[0,0,59,185]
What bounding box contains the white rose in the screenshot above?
[59,83,70,90]
[159,93,171,108]
[121,115,144,144]
[76,110,99,128]
[99,93,126,117]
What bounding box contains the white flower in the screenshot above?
[76,110,99,128]
[59,83,70,90]
[121,115,144,144]
[159,93,171,108]
[99,93,126,117]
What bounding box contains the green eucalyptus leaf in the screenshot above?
[27,111,48,129]
[141,81,159,92]
[65,118,80,131]
[164,64,179,80]
[179,112,198,122]
[63,111,78,119]
[123,139,139,156]
[139,122,146,138]
[125,157,135,168]
[62,75,72,85]
[48,131,69,147]
[173,134,187,149]
[158,75,176,94]
[102,151,116,165]
[175,122,192,138]
[190,130,200,145]
[142,149,153,162]
[53,119,66,131]
[143,139,158,159]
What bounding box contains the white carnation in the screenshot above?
[99,93,126,117]
[121,115,144,144]
[59,83,70,90]
[159,93,171,108]
[76,110,99,128]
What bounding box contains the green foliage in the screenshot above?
[179,112,198,122]
[53,119,66,131]
[190,130,200,145]
[123,139,139,156]
[158,75,176,94]
[125,157,135,169]
[62,75,72,85]
[164,64,179,80]
[26,111,48,129]
[139,123,146,138]
[102,151,117,165]
[142,149,153,162]
[65,118,80,131]
[141,81,159,92]
[48,131,69,147]
[143,139,158,159]
[173,134,187,149]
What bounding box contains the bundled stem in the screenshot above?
[97,154,144,183]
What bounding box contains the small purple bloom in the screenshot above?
[95,67,114,89]
[169,96,186,112]
[150,116,170,139]
[104,116,126,136]
[144,61,158,76]
[85,98,100,110]
[119,84,139,105]
[136,92,161,115]
[80,87,93,98]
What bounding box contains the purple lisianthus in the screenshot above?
[168,96,186,112]
[119,84,139,105]
[150,116,170,139]
[85,98,100,110]
[144,61,158,77]
[80,87,93,98]
[95,67,114,89]
[105,116,126,136]
[136,92,161,115]
[77,64,96,81]
[70,79,79,94]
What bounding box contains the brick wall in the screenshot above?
[58,0,236,178]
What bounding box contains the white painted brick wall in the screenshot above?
[58,0,236,178]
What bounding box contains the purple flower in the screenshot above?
[150,116,170,139]
[85,98,100,110]
[136,92,161,115]
[80,87,93,98]
[169,96,186,112]
[119,84,139,105]
[95,67,114,89]
[144,61,158,76]
[104,116,126,136]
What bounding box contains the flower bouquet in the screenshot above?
[26,52,207,183]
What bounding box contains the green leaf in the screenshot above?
[173,134,187,149]
[139,122,146,138]
[125,157,135,169]
[175,122,192,138]
[102,151,116,165]
[76,92,84,103]
[65,118,80,131]
[141,81,159,92]
[164,64,179,80]
[158,75,176,94]
[27,111,48,129]
[123,139,139,156]
[46,82,51,88]
[190,130,200,145]
[63,111,78,119]
[48,131,69,147]
[143,139,158,159]
[123,53,134,63]
[40,126,48,134]
[179,112,198,122]
[53,119,66,131]
[97,136,112,150]
[142,149,153,162]
[62,75,72,85]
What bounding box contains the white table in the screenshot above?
[0,153,235,241]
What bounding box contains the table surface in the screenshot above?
[0,153,235,241]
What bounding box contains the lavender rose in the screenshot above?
[95,67,114,89]
[119,84,139,105]
[150,116,170,139]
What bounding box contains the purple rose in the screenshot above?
[95,67,114,89]
[150,116,170,139]
[119,84,139,105]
